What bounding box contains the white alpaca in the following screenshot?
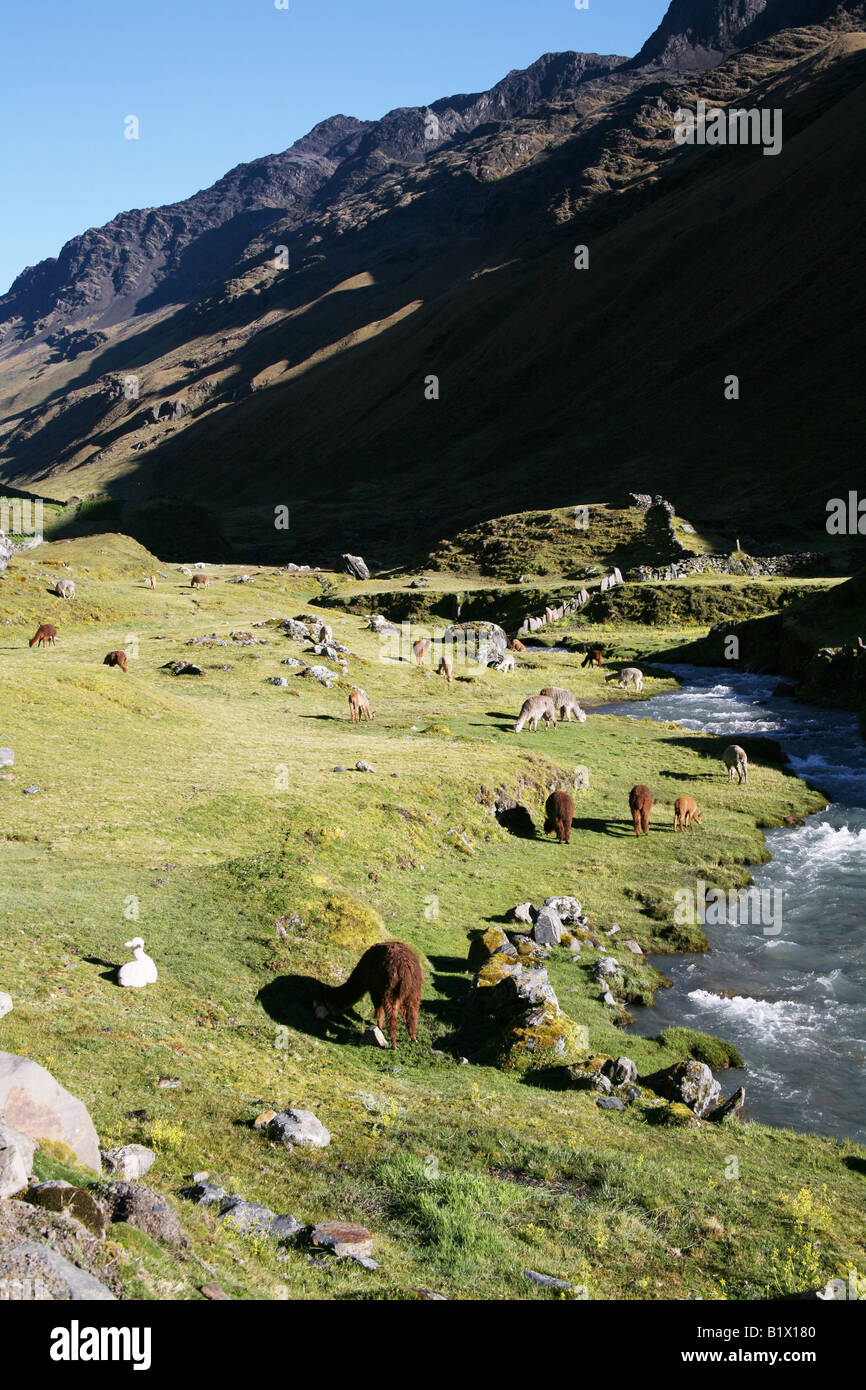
[118,937,158,988]
[722,744,749,784]
[495,654,515,673]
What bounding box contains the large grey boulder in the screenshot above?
[102,1181,188,1248]
[542,896,581,922]
[0,1123,36,1197]
[472,961,559,1014]
[342,554,370,581]
[1,1240,115,1299]
[643,1060,722,1118]
[0,1053,101,1172]
[268,1108,331,1150]
[442,621,507,669]
[533,905,564,946]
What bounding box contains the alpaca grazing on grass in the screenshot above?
[674,795,703,831]
[118,937,158,988]
[190,573,211,589]
[722,745,749,783]
[437,655,453,683]
[315,941,422,1050]
[29,623,57,648]
[104,650,128,672]
[412,638,431,665]
[544,790,574,844]
[144,574,157,589]
[495,653,515,673]
[581,648,603,668]
[539,686,586,723]
[55,578,75,599]
[629,784,653,837]
[509,638,526,652]
[617,666,643,692]
[348,686,374,722]
[514,694,556,733]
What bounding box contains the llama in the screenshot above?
[29,624,57,648]
[618,667,644,692]
[348,686,374,722]
[539,686,586,723]
[104,650,128,672]
[495,654,515,674]
[144,575,157,589]
[722,745,749,784]
[437,655,453,683]
[190,574,211,589]
[544,790,574,844]
[412,638,431,665]
[674,795,703,831]
[510,639,526,652]
[55,578,75,599]
[581,648,603,668]
[315,941,422,1050]
[629,784,653,837]
[514,694,557,733]
[118,938,158,989]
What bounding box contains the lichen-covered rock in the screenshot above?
[498,1003,588,1073]
[648,1101,703,1129]
[26,1182,107,1237]
[310,1221,373,1259]
[643,1060,722,1117]
[472,957,558,1014]
[102,1182,189,1248]
[468,925,517,971]
[542,896,582,922]
[512,902,536,925]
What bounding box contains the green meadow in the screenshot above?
[0,534,862,1300]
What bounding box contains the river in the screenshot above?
[608,666,866,1145]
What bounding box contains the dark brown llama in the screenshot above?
[316,941,422,1050]
[629,784,653,837]
[543,790,574,844]
[29,623,57,648]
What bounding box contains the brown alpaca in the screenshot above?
[674,796,703,831]
[348,686,374,722]
[144,575,157,589]
[29,624,57,648]
[190,573,211,589]
[543,790,574,845]
[412,638,431,665]
[437,655,453,683]
[316,941,422,1050]
[581,648,603,668]
[104,650,128,672]
[629,784,653,837]
[510,639,526,652]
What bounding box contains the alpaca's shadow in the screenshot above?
[485,711,515,720]
[257,972,351,1043]
[843,1155,866,1177]
[658,770,713,781]
[84,955,121,984]
[572,816,632,837]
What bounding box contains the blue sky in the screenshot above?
[0,0,667,294]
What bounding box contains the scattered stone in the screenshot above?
[100,1144,156,1180]
[363,1025,389,1049]
[181,1180,227,1209]
[342,554,371,581]
[533,904,564,947]
[413,1287,448,1300]
[623,939,643,955]
[332,765,347,773]
[267,676,290,687]
[610,1057,638,1085]
[0,1052,101,1171]
[524,1268,578,1293]
[355,760,375,773]
[602,990,616,1006]
[201,1283,231,1300]
[642,1060,722,1117]
[512,902,536,925]
[253,1110,277,1130]
[542,896,581,922]
[157,1077,181,1089]
[352,1254,380,1271]
[597,957,619,978]
[705,1086,746,1124]
[605,924,621,936]
[268,1108,331,1150]
[310,1221,373,1259]
[102,1182,189,1249]
[597,1097,626,1111]
[22,786,40,795]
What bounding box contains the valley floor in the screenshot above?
[0,535,863,1300]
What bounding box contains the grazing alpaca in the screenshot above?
[190,574,211,589]
[29,623,57,648]
[629,784,653,837]
[722,745,749,784]
[412,638,431,665]
[495,654,515,673]
[581,648,603,668]
[618,667,644,692]
[674,795,703,830]
[437,655,453,683]
[55,578,75,599]
[510,639,526,652]
[544,790,574,844]
[514,694,556,733]
[315,941,422,1050]
[104,650,128,672]
[144,575,157,589]
[118,937,158,989]
[540,686,586,723]
[348,686,374,722]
